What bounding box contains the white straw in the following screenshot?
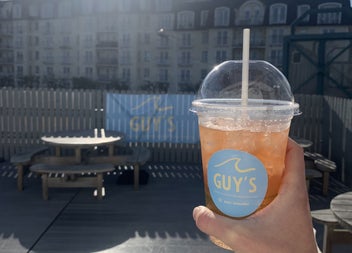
[241,28,250,106]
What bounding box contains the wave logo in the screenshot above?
[208,149,268,218]
[131,96,173,114]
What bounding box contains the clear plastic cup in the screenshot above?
[191,60,300,250]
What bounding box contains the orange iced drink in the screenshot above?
[199,121,289,216]
[197,115,291,250]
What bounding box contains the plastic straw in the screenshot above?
[241,28,250,106]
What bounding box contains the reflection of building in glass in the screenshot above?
[0,0,351,91]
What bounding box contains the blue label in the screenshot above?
[208,149,268,218]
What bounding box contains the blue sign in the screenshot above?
[106,94,199,143]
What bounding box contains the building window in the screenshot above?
[13,4,22,19]
[270,29,284,46]
[181,33,191,47]
[216,31,228,46]
[85,51,93,63]
[62,50,71,64]
[201,31,208,44]
[41,3,54,18]
[237,1,264,25]
[180,51,191,65]
[144,51,151,62]
[216,50,227,63]
[119,0,131,11]
[63,67,70,75]
[214,7,230,26]
[180,69,191,83]
[297,5,310,22]
[58,2,71,18]
[85,67,93,78]
[159,51,169,64]
[270,49,283,67]
[158,14,174,30]
[201,51,208,63]
[200,10,209,27]
[143,68,150,78]
[46,66,54,75]
[122,68,131,81]
[269,4,287,24]
[15,52,23,64]
[177,11,195,29]
[84,35,94,48]
[121,51,131,64]
[28,5,39,17]
[122,34,131,47]
[155,0,172,12]
[159,69,168,82]
[317,3,342,25]
[16,65,23,76]
[82,0,93,14]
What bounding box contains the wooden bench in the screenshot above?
[30,163,115,200]
[304,152,336,195]
[10,146,49,191]
[125,147,151,190]
[90,146,151,190]
[311,209,352,253]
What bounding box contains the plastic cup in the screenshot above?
[191,60,300,250]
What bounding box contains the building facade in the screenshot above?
[0,0,351,92]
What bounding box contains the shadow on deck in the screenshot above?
[0,162,351,253]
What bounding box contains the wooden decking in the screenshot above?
[0,162,351,253]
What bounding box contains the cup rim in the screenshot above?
[191,98,301,116]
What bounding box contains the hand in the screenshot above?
[193,139,319,253]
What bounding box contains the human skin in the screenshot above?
[193,139,319,253]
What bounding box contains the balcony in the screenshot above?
[96,41,118,48]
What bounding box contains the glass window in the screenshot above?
[58,1,71,18]
[180,51,191,65]
[201,51,208,63]
[143,68,150,78]
[82,0,94,14]
[181,33,191,47]
[180,69,191,82]
[177,11,195,29]
[159,69,168,82]
[297,5,310,22]
[200,10,209,27]
[159,51,169,64]
[13,4,22,19]
[214,7,230,26]
[269,4,287,24]
[201,31,208,44]
[216,31,228,46]
[28,5,39,17]
[158,14,174,30]
[216,50,227,63]
[156,0,172,11]
[41,3,54,18]
[270,49,283,67]
[270,29,284,46]
[237,1,264,25]
[317,3,342,24]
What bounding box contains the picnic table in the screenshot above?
[330,191,352,231]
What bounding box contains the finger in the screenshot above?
[280,138,305,191]
[193,206,237,244]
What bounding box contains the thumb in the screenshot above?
[193,206,238,245]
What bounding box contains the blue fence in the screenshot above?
[106,93,199,143]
